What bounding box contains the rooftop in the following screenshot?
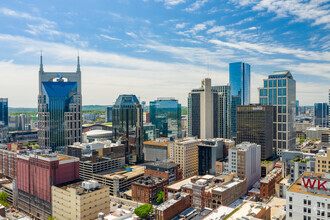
[145,161,178,169]
[260,168,281,184]
[212,178,243,192]
[227,201,268,219]
[133,176,167,186]
[55,179,106,195]
[166,176,197,190]
[96,165,144,180]
[143,139,170,146]
[268,70,293,79]
[203,206,234,220]
[156,193,189,211]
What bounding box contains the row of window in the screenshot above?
[260,97,287,105]
[260,88,287,97]
[264,79,287,88]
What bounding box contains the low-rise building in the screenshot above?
[306,126,330,139]
[260,168,282,200]
[222,201,271,220]
[155,193,191,220]
[286,172,330,220]
[275,175,290,199]
[143,138,172,162]
[261,160,275,177]
[52,180,109,220]
[315,148,330,174]
[296,131,306,140]
[144,161,182,184]
[132,176,168,204]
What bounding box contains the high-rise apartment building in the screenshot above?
[149,98,181,139]
[212,85,231,138]
[227,142,261,189]
[172,138,200,178]
[112,94,143,164]
[0,98,8,126]
[17,153,80,219]
[188,79,231,139]
[314,103,329,127]
[259,70,296,155]
[229,62,251,138]
[38,56,82,152]
[237,105,275,160]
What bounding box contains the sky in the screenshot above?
[0,0,329,107]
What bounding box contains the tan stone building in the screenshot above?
[315,148,330,173]
[52,180,109,220]
[172,138,200,178]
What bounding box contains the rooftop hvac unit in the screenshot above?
[88,180,100,189]
[82,181,93,190]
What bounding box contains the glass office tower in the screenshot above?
[149,98,181,139]
[229,62,251,138]
[314,103,329,127]
[0,98,8,126]
[38,55,82,152]
[258,70,296,156]
[112,94,143,164]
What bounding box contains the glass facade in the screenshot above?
[149,98,181,139]
[314,103,329,127]
[41,81,78,151]
[258,71,296,156]
[229,62,251,138]
[0,98,8,126]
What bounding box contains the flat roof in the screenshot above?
[97,165,144,179]
[166,176,196,190]
[145,161,178,169]
[203,206,234,220]
[227,201,267,219]
[55,180,106,195]
[143,140,169,146]
[212,179,243,192]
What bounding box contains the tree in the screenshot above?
[0,192,9,208]
[134,204,153,219]
[156,191,164,203]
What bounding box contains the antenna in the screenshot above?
[39,49,44,72]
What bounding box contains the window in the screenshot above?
[283,88,286,96]
[289,197,292,202]
[260,89,263,96]
[308,200,311,205]
[269,80,273,87]
[264,80,267,88]
[283,79,286,86]
[273,80,277,87]
[278,80,282,87]
[278,88,282,96]
[289,205,292,210]
[289,212,292,217]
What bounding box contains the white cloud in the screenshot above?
[156,0,186,8]
[100,34,121,41]
[185,0,209,12]
[185,20,216,35]
[176,22,188,29]
[0,7,55,25]
[126,32,138,38]
[207,26,226,34]
[247,26,257,30]
[232,0,330,28]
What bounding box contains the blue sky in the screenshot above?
[0,0,329,107]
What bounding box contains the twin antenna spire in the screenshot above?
[39,50,81,72]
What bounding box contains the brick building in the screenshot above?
[17,153,79,219]
[132,176,168,204]
[155,193,190,220]
[144,161,182,184]
[260,168,282,200]
[0,149,17,179]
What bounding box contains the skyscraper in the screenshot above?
[237,105,275,160]
[106,106,113,123]
[112,94,143,164]
[229,62,251,138]
[38,56,82,152]
[212,85,231,138]
[149,98,181,139]
[296,100,299,116]
[0,98,8,126]
[314,103,329,127]
[258,70,296,156]
[188,78,215,139]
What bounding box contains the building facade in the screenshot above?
[197,138,224,175]
[227,142,261,189]
[105,106,112,123]
[52,180,109,220]
[314,103,329,127]
[149,98,181,139]
[229,62,251,138]
[143,138,172,162]
[38,56,82,152]
[112,94,143,164]
[144,161,182,184]
[259,70,296,155]
[237,104,275,160]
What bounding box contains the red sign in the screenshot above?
[302,178,328,191]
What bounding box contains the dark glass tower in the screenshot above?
[314,103,329,127]
[112,95,143,164]
[229,62,251,138]
[38,55,82,152]
[149,98,181,139]
[237,105,275,160]
[0,98,8,126]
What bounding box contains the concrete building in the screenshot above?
[38,56,82,152]
[197,138,224,175]
[172,138,200,178]
[143,138,172,162]
[144,161,182,184]
[112,94,143,164]
[52,180,109,220]
[132,176,168,204]
[237,104,275,160]
[286,172,330,220]
[259,70,296,155]
[306,126,330,139]
[227,142,261,189]
[259,168,282,200]
[155,193,191,220]
[229,62,251,138]
[16,153,79,219]
[315,148,330,174]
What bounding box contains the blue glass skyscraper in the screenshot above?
[229,62,250,138]
[0,98,8,126]
[314,103,329,127]
[149,98,181,139]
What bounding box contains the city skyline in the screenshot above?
[0,0,329,107]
